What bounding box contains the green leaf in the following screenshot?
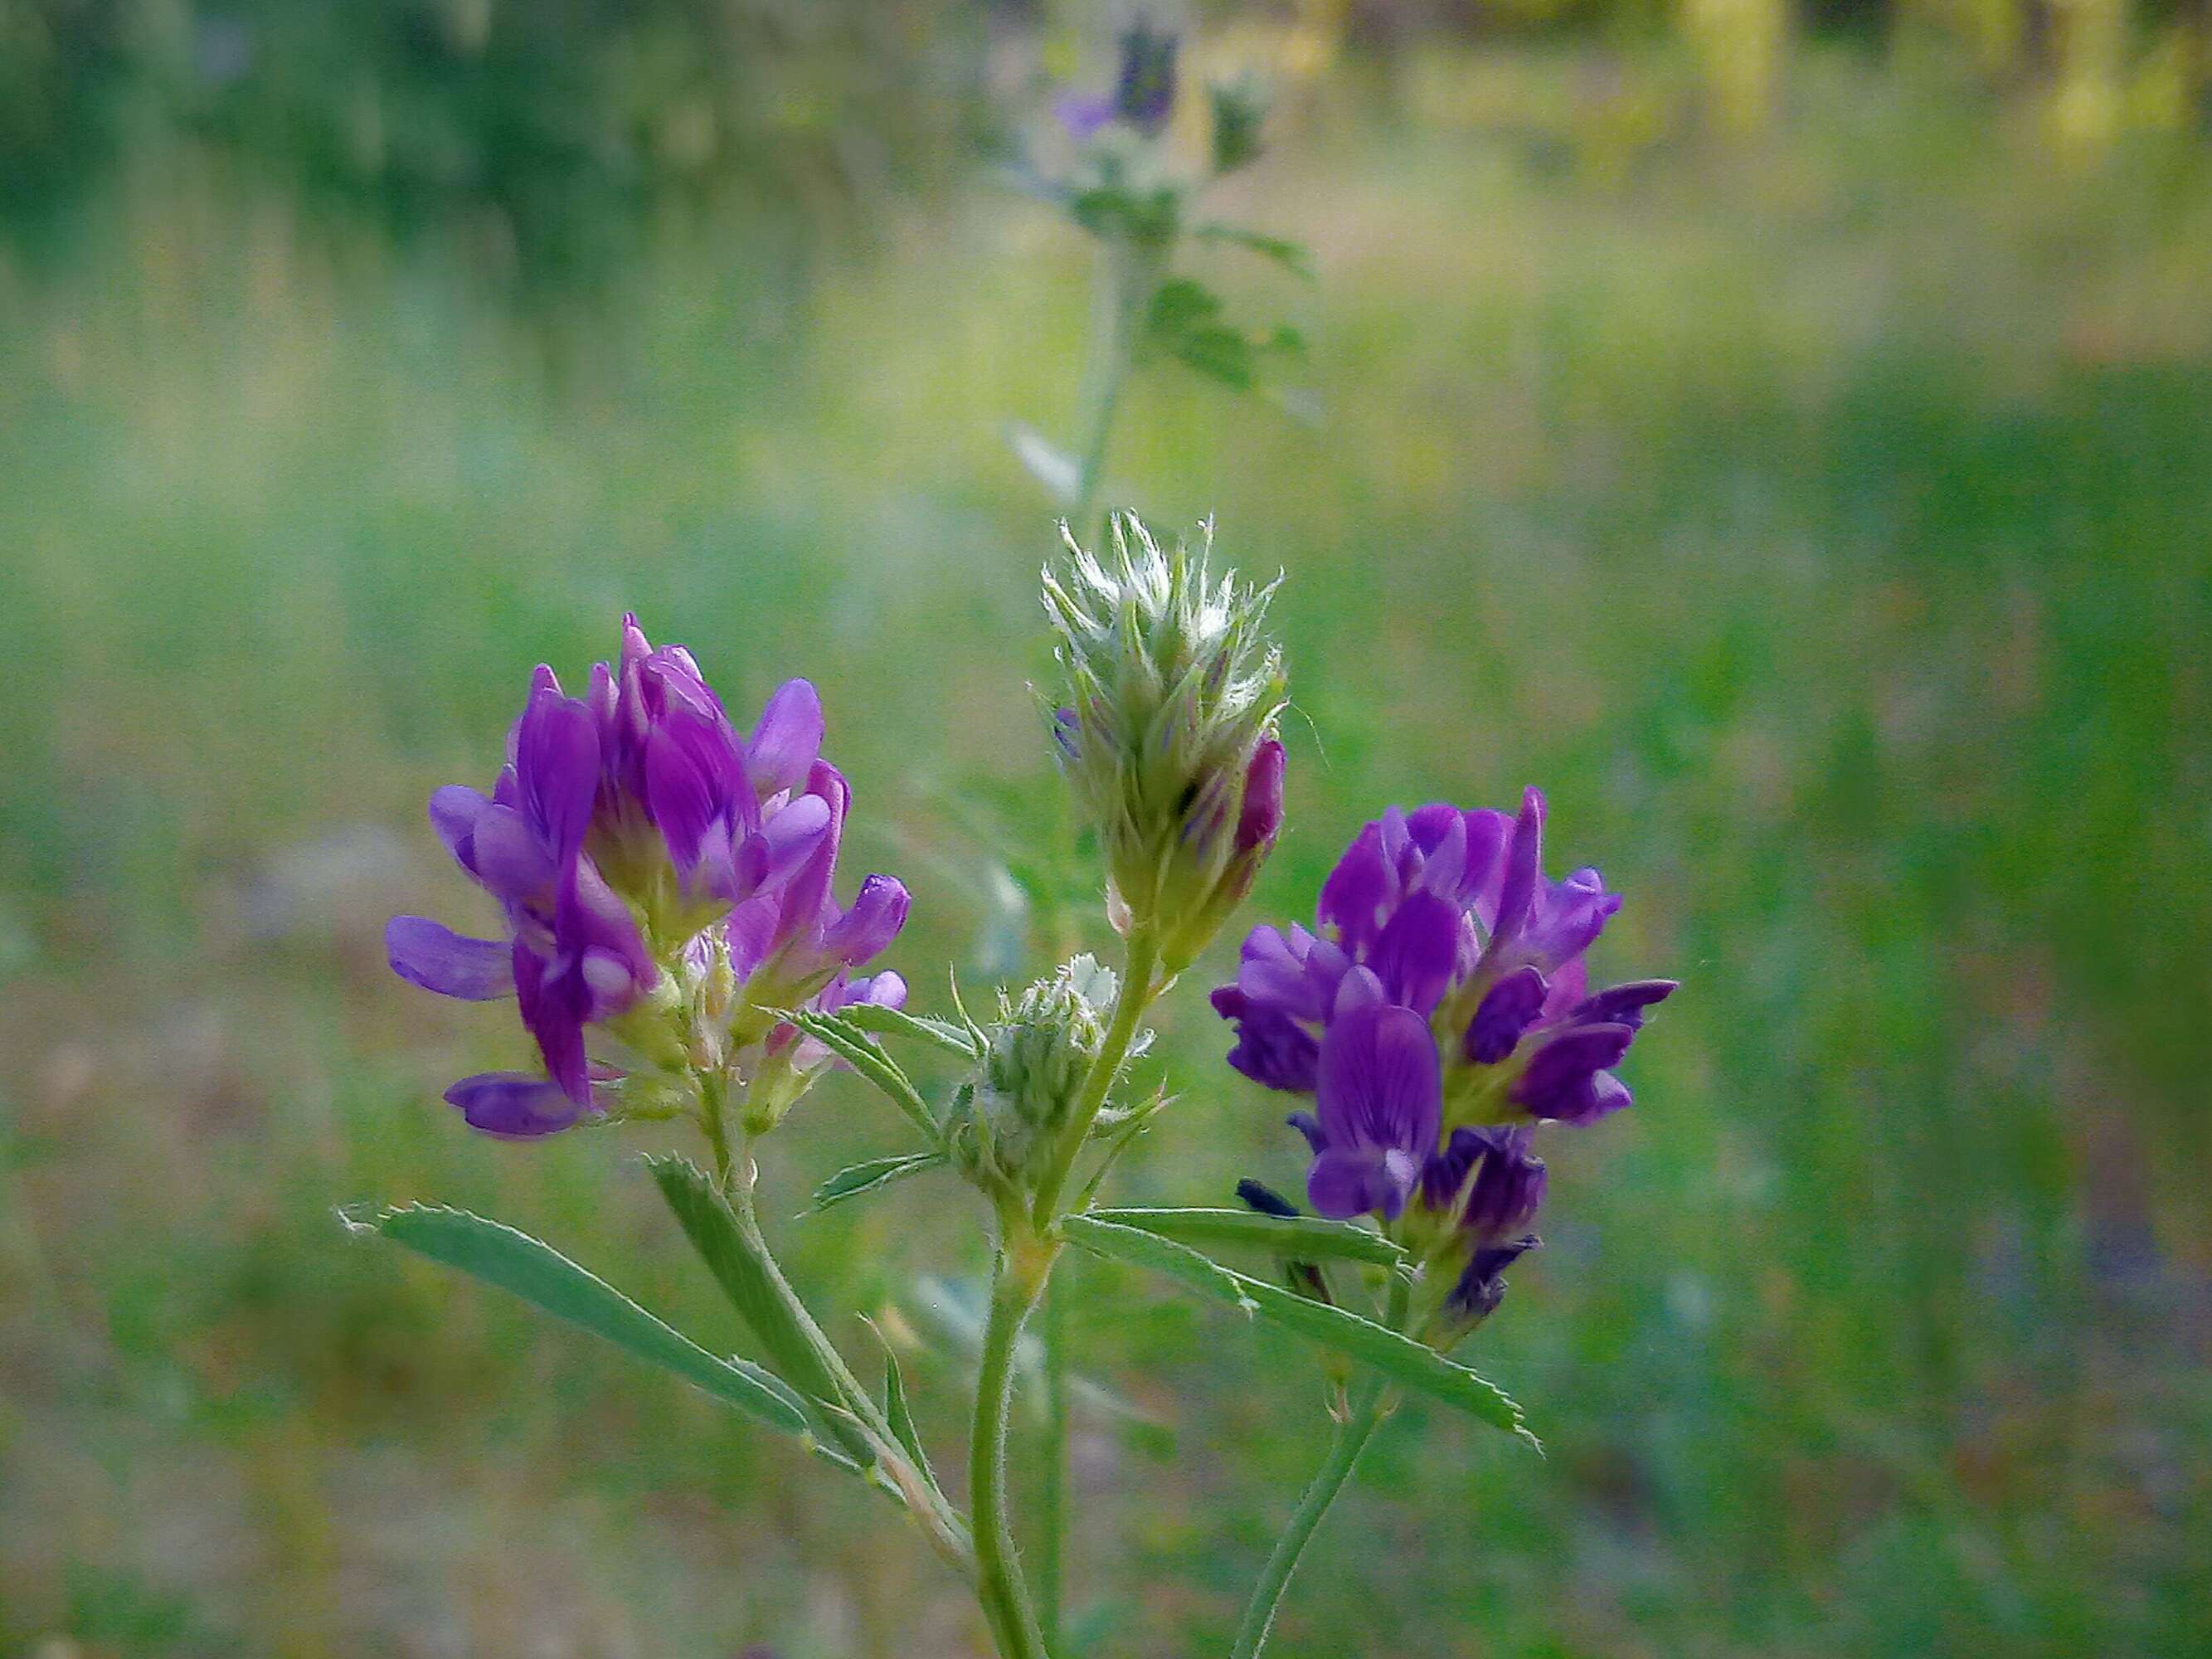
[1086,1207,1407,1269]
[1058,1214,1537,1448]
[1194,221,1312,279]
[810,1151,948,1214]
[346,1203,814,1441]
[649,1156,882,1467]
[862,1316,933,1480]
[1144,276,1225,346]
[774,1009,941,1146]
[839,1000,984,1060]
[1004,421,1081,506]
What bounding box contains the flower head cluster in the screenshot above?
[1045,513,1286,971]
[386,616,907,1138]
[1213,789,1672,1320]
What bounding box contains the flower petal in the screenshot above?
[386,916,515,1000]
[443,1072,596,1139]
[1464,966,1548,1064]
[748,679,825,799]
[1315,1000,1441,1161]
[1366,888,1461,1015]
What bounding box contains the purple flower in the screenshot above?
[1215,786,1672,1128]
[723,761,911,1012]
[387,616,901,1139]
[1291,985,1441,1221]
[1216,786,1670,1324]
[1055,21,1179,142]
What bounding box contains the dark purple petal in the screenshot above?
[1568,978,1679,1029]
[1366,889,1461,1015]
[1513,1024,1636,1119]
[1446,1234,1540,1318]
[1543,1068,1633,1126]
[1464,966,1548,1064]
[1461,1129,1548,1238]
[444,1072,595,1139]
[748,679,824,799]
[1235,737,1286,855]
[1213,984,1321,1092]
[1050,706,1081,761]
[642,724,719,872]
[386,916,515,1000]
[1314,1001,1441,1164]
[1286,1110,1327,1153]
[1308,1144,1422,1221]
[1235,1178,1300,1219]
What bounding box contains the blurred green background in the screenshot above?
[4,2,2210,1655]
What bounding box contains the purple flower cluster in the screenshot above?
[1213,788,1672,1312]
[387,616,907,1138]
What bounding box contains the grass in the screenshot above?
[3,46,2210,1659]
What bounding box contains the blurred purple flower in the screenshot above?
[1054,20,1179,142]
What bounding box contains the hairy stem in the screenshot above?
[1039,1277,1071,1650]
[971,1237,1053,1659]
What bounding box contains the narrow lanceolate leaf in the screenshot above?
[775,1009,941,1147]
[839,1001,984,1060]
[1059,1213,1258,1318]
[649,1156,881,1467]
[1059,1214,1538,1449]
[1087,1207,1407,1270]
[809,1151,947,1214]
[862,1316,934,1481]
[345,1204,812,1440]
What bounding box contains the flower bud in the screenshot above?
[1043,513,1287,971]
[949,956,1125,1200]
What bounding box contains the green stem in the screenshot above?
[971,1238,1053,1659]
[1227,1381,1386,1659]
[1068,239,1157,542]
[1028,927,1159,1229]
[1228,1276,1413,1659]
[1039,1277,1070,1651]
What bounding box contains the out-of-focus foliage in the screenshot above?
[4,8,2212,1658]
[0,0,994,275]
